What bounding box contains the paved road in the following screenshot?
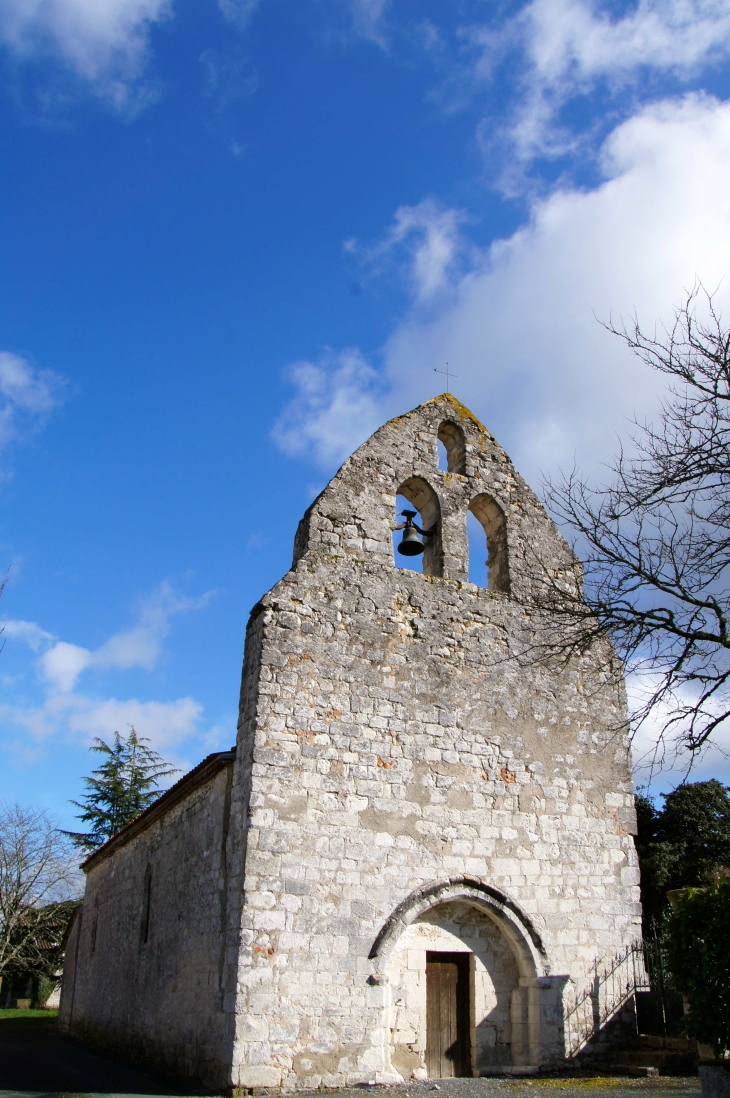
[0,1017,702,1098]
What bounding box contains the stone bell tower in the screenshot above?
[222,393,641,1090]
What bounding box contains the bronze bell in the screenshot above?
[396,509,425,557]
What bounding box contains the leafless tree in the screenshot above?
[528,286,730,770]
[0,803,81,982]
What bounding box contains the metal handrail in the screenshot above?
[564,941,650,1057]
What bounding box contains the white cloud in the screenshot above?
[0,0,171,107]
[95,581,213,669]
[216,0,259,29]
[273,93,730,784]
[2,690,203,755]
[200,46,258,111]
[41,641,92,693]
[350,198,470,304]
[65,694,203,750]
[628,673,730,790]
[3,619,54,652]
[37,580,214,693]
[389,93,730,482]
[0,580,218,761]
[349,0,390,42]
[0,352,65,456]
[519,0,730,84]
[282,201,469,471]
[272,348,383,469]
[468,0,730,165]
[290,94,730,485]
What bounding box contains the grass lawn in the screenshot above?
[0,1008,58,1021]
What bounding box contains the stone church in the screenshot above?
[59,394,642,1091]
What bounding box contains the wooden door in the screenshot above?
[426,951,471,1078]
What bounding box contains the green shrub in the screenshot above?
[32,974,59,1009]
[665,877,730,1058]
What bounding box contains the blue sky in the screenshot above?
[2,0,730,827]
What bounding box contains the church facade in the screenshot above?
[59,395,642,1091]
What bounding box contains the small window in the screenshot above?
[467,511,488,587]
[437,421,466,475]
[141,866,152,945]
[90,896,99,954]
[437,438,449,472]
[468,494,509,592]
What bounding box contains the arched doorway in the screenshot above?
[370,880,546,1080]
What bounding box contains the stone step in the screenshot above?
[601,1049,696,1075]
[632,1035,694,1052]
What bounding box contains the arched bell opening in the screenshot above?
[393,477,443,578]
[437,421,467,475]
[468,494,510,593]
[393,493,425,575]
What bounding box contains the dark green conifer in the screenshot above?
[65,728,177,852]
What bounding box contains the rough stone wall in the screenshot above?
[228,394,641,1089]
[226,397,636,1089]
[61,761,235,1088]
[59,394,640,1092]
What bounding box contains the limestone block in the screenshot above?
[236,1065,283,1088]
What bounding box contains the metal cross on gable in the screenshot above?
[434,362,459,393]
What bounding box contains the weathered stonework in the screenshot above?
[60,395,642,1091]
[60,751,236,1083]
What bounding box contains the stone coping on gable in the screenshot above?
[80,748,237,873]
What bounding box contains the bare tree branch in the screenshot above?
[523,285,730,767]
[0,803,81,980]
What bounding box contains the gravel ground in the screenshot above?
[293,1079,700,1098]
[0,1016,701,1098]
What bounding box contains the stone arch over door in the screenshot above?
[370,879,550,1078]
